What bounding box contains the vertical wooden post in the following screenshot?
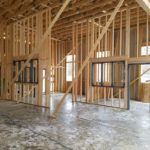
[120,11,122,56]
[146,13,149,55]
[72,22,76,102]
[86,20,90,102]
[80,23,83,101]
[124,7,130,109]
[137,7,139,58]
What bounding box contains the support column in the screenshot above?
[124,8,130,109]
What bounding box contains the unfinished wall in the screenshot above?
[0,3,150,109]
[71,6,150,108]
[129,7,150,102]
[0,7,69,107]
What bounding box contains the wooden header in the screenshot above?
[90,56,127,63]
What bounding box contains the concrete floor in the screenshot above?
[0,95,150,150]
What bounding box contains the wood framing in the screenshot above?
[51,0,125,117]
[2,0,72,102]
[0,0,150,116]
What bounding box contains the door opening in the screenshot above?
[128,63,150,112]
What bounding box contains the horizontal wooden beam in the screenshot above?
[128,57,150,64]
[90,56,126,63]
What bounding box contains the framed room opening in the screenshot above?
[128,62,150,112]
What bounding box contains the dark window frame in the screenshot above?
[91,61,125,88]
[13,59,39,84]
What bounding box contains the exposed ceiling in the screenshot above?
[0,0,143,40]
[0,0,54,23]
[0,0,138,24]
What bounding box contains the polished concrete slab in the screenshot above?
[0,95,150,150]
